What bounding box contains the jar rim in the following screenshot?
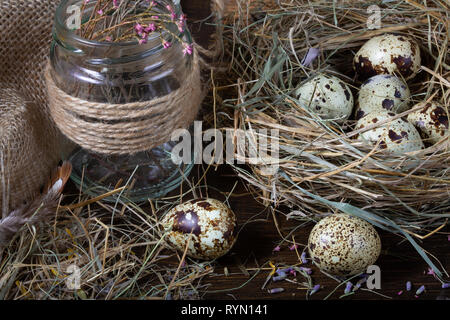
[54,0,184,48]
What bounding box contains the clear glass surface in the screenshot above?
[50,0,196,202]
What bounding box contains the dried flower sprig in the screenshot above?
[78,0,193,54]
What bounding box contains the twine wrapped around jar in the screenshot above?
[45,51,204,155]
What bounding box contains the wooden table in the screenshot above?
[179,0,450,300]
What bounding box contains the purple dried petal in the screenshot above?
[415,285,425,295]
[301,48,320,67]
[272,274,287,282]
[289,244,298,251]
[344,282,353,294]
[299,267,312,275]
[406,281,412,291]
[353,277,367,292]
[268,288,285,294]
[277,268,292,275]
[275,270,287,277]
[442,283,450,289]
[301,251,308,264]
[273,246,281,252]
[310,284,321,295]
[397,290,403,295]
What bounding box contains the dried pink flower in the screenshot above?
[176,21,185,33]
[182,43,193,56]
[135,23,143,33]
[144,23,156,33]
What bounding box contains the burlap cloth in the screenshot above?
[0,0,74,212]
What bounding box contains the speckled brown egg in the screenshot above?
[161,198,238,260]
[295,74,354,122]
[355,74,411,120]
[355,110,424,153]
[407,101,449,145]
[308,213,381,277]
[354,34,421,80]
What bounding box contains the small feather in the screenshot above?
[50,179,63,195]
[0,161,72,247]
[45,162,72,193]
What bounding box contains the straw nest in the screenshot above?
[0,179,220,299]
[214,0,449,238]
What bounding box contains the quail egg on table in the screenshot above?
[308,213,381,277]
[354,33,421,80]
[161,198,238,260]
[295,74,354,122]
[355,110,424,153]
[407,101,449,145]
[355,74,411,120]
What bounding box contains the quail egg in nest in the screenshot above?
[295,74,354,122]
[355,110,424,153]
[355,74,411,120]
[354,33,421,80]
[407,101,449,145]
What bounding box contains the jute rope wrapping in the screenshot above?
[0,0,74,212]
[46,53,204,155]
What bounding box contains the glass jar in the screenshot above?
[48,0,197,202]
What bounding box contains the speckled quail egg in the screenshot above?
[355,75,411,120]
[354,33,421,80]
[407,101,449,145]
[308,213,381,277]
[355,110,424,153]
[161,198,238,260]
[295,74,354,122]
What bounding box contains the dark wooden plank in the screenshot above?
[194,165,449,300]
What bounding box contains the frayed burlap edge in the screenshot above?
[0,88,61,213]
